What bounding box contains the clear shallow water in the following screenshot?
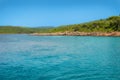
[0,34,120,80]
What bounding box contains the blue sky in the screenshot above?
[0,0,120,27]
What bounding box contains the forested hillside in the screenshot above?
[0,26,52,33]
[51,16,120,32]
[0,16,120,34]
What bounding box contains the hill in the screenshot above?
[0,26,52,34]
[0,16,120,34]
[51,16,120,32]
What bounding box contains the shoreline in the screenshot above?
[31,32,120,36]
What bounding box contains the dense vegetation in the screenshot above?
[0,26,52,34]
[0,16,120,34]
[51,16,120,32]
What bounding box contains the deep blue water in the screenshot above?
[0,34,120,80]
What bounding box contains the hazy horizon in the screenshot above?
[0,0,120,27]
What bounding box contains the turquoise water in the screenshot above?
[0,34,120,80]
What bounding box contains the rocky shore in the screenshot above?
[31,32,120,36]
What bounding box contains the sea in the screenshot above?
[0,34,120,80]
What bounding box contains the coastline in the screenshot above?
[31,32,120,36]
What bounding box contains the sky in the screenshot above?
[0,0,120,27]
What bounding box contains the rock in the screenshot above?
[31,32,120,36]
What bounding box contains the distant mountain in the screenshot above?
[0,16,120,34]
[34,26,54,28]
[0,26,52,33]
